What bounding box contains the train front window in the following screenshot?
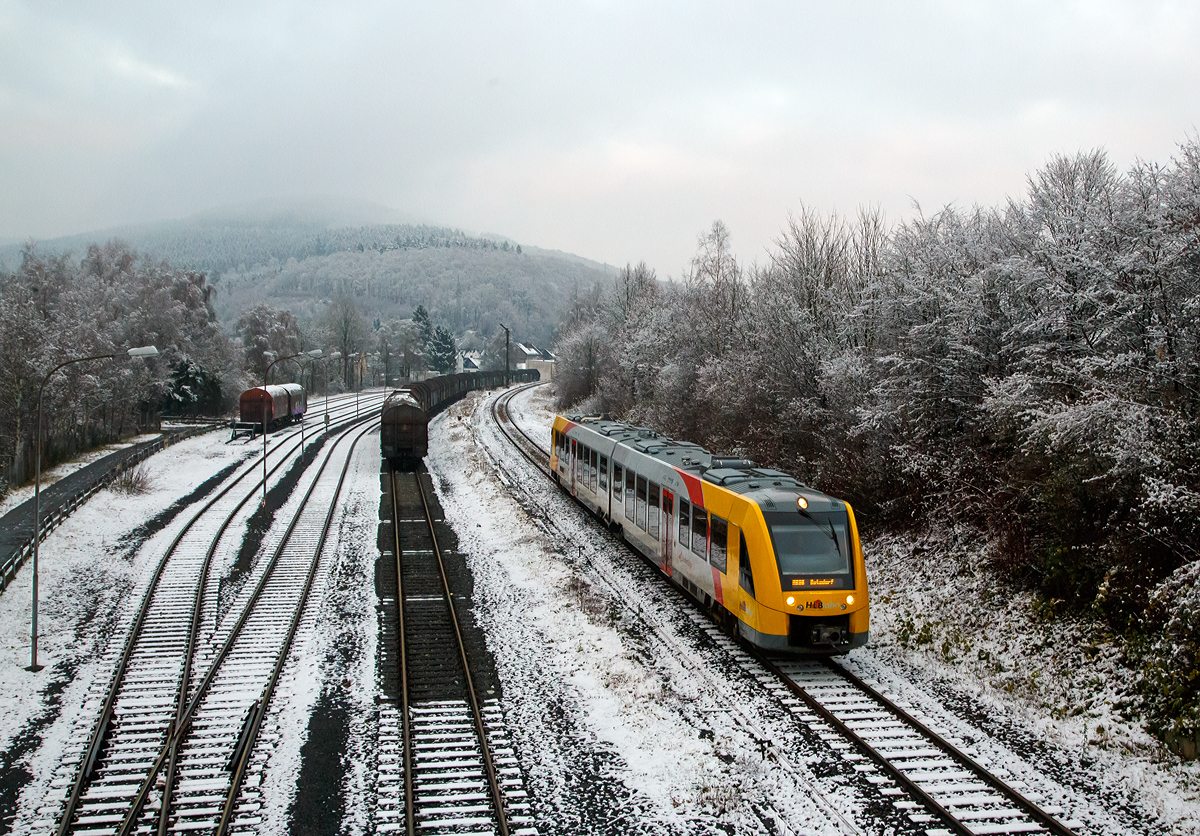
[766,510,853,589]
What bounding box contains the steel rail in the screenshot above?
[754,653,974,835]
[492,383,1079,836]
[53,392,378,836]
[490,382,551,474]
[823,658,1079,836]
[409,468,511,836]
[158,397,381,835]
[389,469,416,836]
[111,409,382,836]
[215,421,377,835]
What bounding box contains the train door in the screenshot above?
[661,490,674,575]
[569,438,577,496]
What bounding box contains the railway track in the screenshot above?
[381,464,533,836]
[43,392,387,836]
[490,384,1090,836]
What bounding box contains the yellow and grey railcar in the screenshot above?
[550,414,868,654]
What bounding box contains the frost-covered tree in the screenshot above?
[236,303,303,382]
[412,304,433,348]
[325,297,366,387]
[0,240,241,486]
[428,325,457,374]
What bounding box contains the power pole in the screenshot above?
[499,323,510,387]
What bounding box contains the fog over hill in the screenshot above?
[0,201,614,346]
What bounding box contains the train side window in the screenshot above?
[691,506,708,557]
[738,531,755,597]
[647,482,660,538]
[625,468,636,521]
[613,464,623,498]
[581,444,589,487]
[599,456,608,491]
[679,498,690,545]
[590,449,598,492]
[635,475,647,530]
[710,515,728,573]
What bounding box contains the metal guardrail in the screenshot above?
[0,425,219,594]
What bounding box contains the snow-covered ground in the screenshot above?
[0,430,258,833]
[0,433,161,518]
[3,383,1195,834]
[863,530,1200,833]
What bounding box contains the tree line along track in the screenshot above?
[382,464,533,836]
[490,383,1088,836]
[47,393,386,836]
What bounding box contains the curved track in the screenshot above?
[48,391,387,836]
[383,463,531,835]
[491,384,1086,836]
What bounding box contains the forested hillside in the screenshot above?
[212,242,600,347]
[0,210,612,346]
[555,141,1200,746]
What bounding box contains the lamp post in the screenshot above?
[499,323,511,387]
[261,352,305,507]
[296,350,322,462]
[28,345,158,671]
[346,353,360,418]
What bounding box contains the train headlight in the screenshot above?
[786,596,795,606]
[797,496,808,511]
[846,595,855,605]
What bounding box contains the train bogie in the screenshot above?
[551,413,869,655]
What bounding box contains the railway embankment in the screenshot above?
[0,424,219,596]
[863,524,1200,830]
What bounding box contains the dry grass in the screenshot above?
[111,462,152,494]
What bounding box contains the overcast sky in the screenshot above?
[2,1,1198,275]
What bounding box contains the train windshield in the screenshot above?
[765,510,853,589]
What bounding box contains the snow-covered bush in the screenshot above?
[1143,561,1200,755]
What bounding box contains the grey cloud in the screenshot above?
[1,0,1197,272]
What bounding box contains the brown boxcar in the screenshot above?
[240,385,292,431]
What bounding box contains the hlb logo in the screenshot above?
[805,600,824,610]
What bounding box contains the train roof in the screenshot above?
[562,412,843,513]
